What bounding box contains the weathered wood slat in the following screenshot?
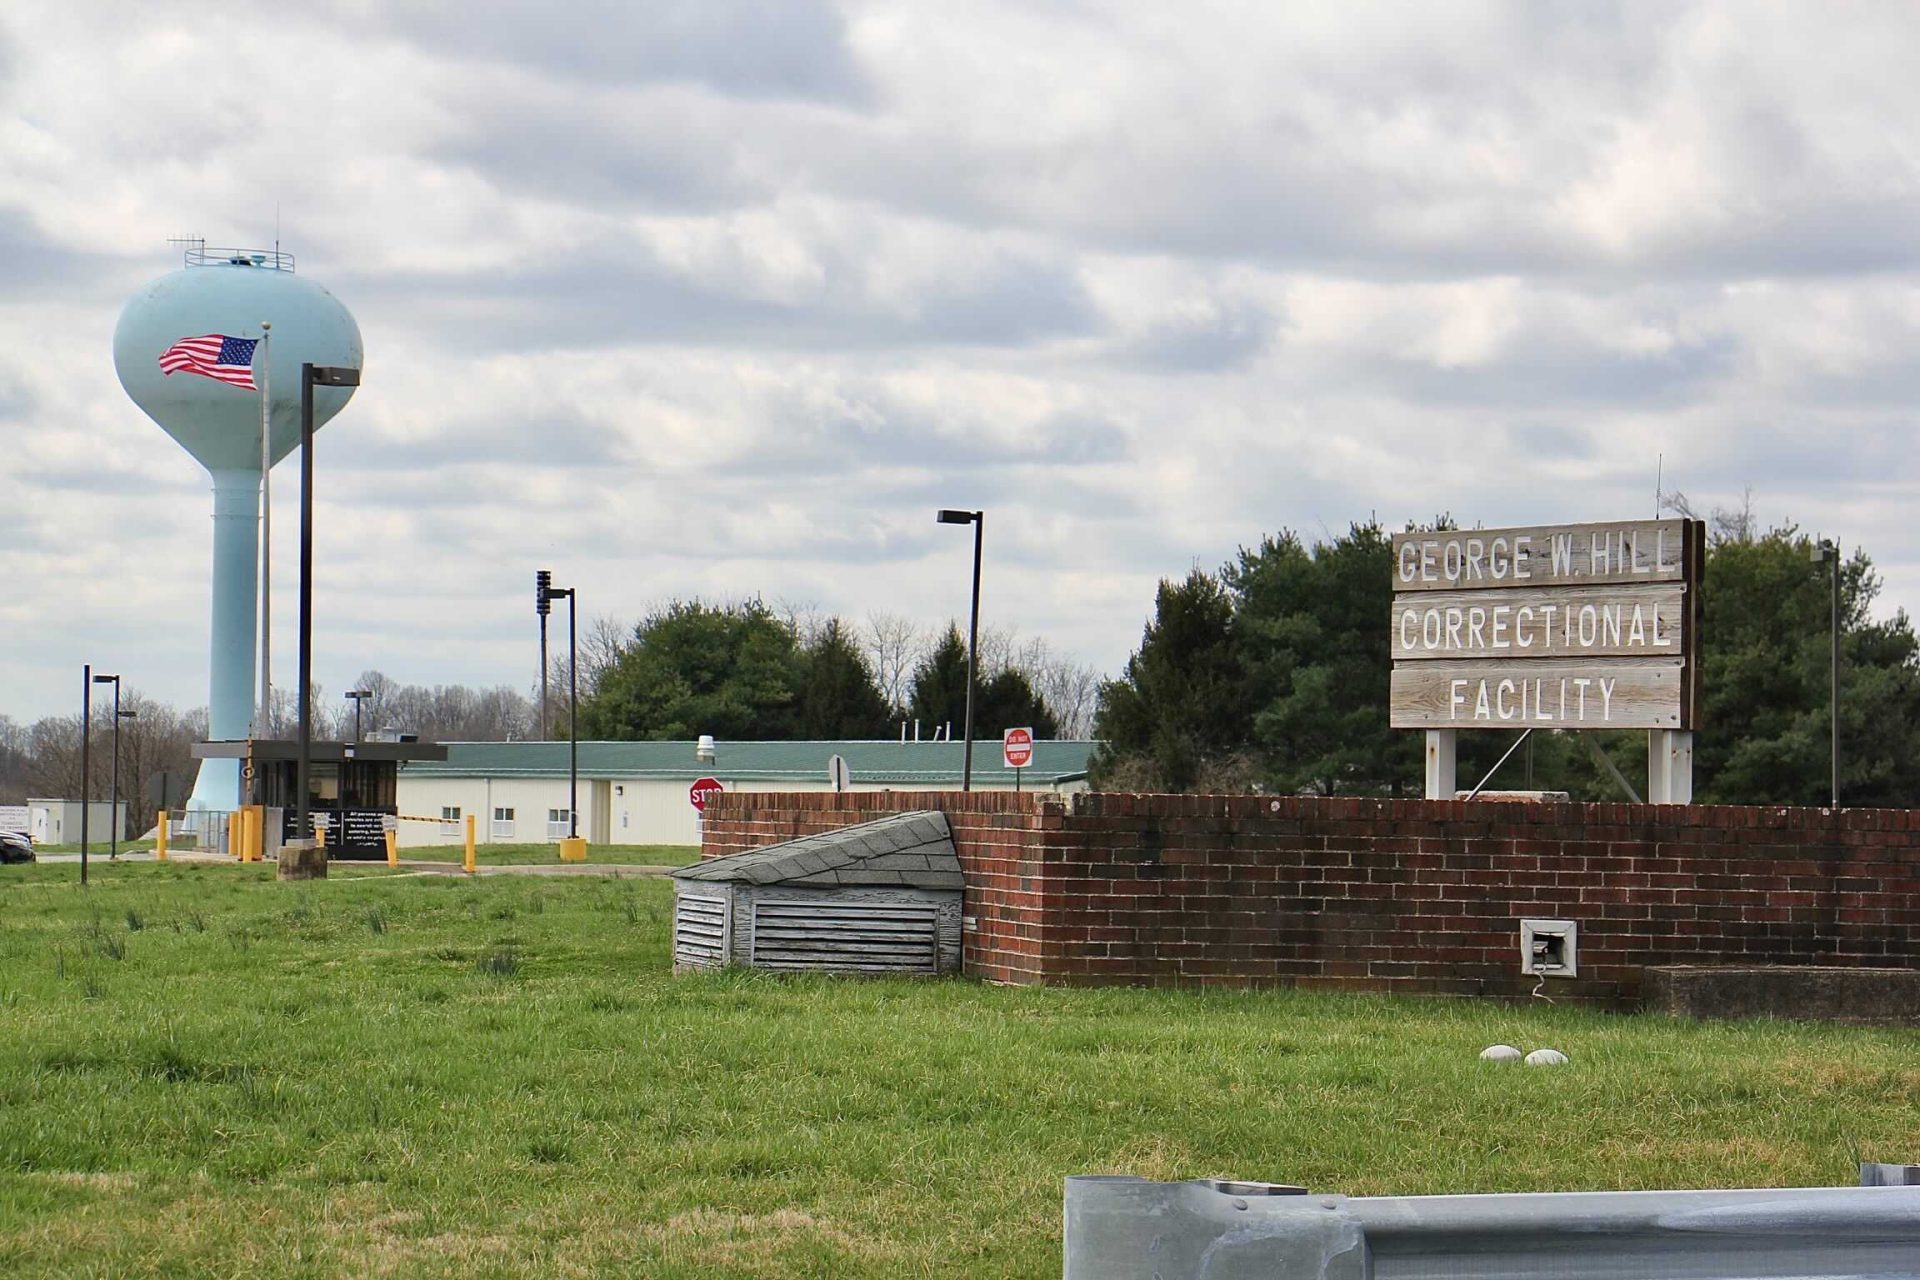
[755,959,938,973]
[1392,520,1690,592]
[1391,584,1687,660]
[749,898,939,973]
[1390,659,1687,729]
[673,895,729,969]
[753,903,939,922]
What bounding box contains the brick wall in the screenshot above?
[697,791,1920,1004]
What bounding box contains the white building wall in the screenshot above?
[25,800,128,846]
[396,773,1086,849]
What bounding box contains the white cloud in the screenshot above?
[6,1,1920,726]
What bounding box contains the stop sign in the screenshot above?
[689,777,724,811]
[1002,727,1034,769]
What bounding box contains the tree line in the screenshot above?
[571,602,1099,742]
[1091,502,1920,807]
[0,672,540,829]
[2,608,1103,821]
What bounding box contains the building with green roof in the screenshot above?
[395,738,1096,848]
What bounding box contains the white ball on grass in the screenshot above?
[1479,1044,1523,1062]
[1525,1048,1569,1066]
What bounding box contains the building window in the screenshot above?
[546,808,572,839]
[440,805,461,837]
[492,806,516,839]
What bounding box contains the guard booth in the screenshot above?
[192,738,447,858]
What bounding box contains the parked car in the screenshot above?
[0,829,34,864]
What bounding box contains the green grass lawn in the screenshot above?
[1,862,1915,1278]
[29,842,700,868]
[397,842,700,867]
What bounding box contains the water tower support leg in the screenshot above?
[186,469,263,812]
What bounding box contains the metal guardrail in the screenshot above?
[1064,1170,1920,1279]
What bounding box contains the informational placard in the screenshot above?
[1389,519,1703,731]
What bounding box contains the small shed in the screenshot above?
[671,811,963,975]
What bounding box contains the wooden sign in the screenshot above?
[1389,518,1704,731]
[1391,660,1686,729]
[1392,584,1686,661]
[1391,519,1690,592]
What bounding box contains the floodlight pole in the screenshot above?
[936,509,984,792]
[544,582,579,837]
[1813,539,1841,808]
[79,664,91,886]
[536,570,552,741]
[344,689,372,743]
[258,320,272,740]
[297,363,361,843]
[110,701,132,860]
[567,589,578,835]
[1830,541,1841,808]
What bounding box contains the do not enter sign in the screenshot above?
[1002,727,1034,769]
[689,777,724,811]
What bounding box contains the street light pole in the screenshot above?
[79,664,92,886]
[114,707,136,859]
[536,570,552,741]
[344,689,372,743]
[936,509,984,792]
[544,584,578,836]
[90,673,120,860]
[1813,539,1841,808]
[297,363,361,844]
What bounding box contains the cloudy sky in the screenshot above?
[4,1,1919,724]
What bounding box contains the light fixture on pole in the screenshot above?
[344,689,372,743]
[1811,538,1841,808]
[935,508,984,792]
[541,578,579,837]
[297,362,361,844]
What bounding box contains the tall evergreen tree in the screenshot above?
[1091,570,1248,790]
[1228,522,1422,794]
[798,619,895,738]
[907,626,1059,740]
[580,600,805,740]
[1695,527,1920,806]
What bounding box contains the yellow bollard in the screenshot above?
[315,816,327,850]
[227,811,241,860]
[155,809,169,862]
[464,814,477,874]
[247,805,264,862]
[385,829,399,867]
[558,836,587,863]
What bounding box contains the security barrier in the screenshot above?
[1063,1171,1920,1279]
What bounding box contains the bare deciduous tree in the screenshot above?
[863,610,931,715]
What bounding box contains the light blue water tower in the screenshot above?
[113,245,362,812]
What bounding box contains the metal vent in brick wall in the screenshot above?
[673,894,729,969]
[749,898,940,973]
